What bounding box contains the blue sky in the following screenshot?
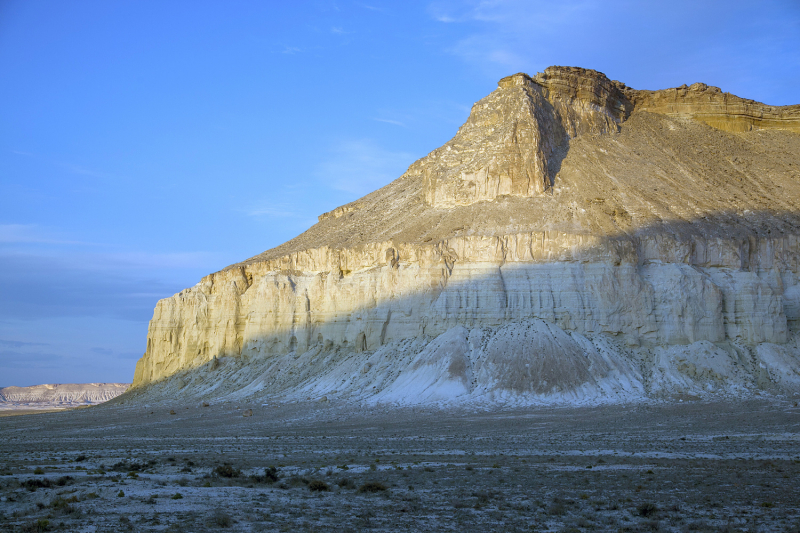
[1,0,798,387]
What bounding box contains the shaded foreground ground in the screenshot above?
[1,399,799,532]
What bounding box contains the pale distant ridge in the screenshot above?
[0,383,129,409]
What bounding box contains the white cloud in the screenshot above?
[0,224,97,245]
[60,163,119,180]
[316,139,414,196]
[373,118,407,127]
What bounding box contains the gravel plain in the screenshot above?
[1,398,799,532]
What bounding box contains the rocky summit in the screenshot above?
[127,66,800,407]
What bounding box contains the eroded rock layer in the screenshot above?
[0,383,130,409]
[130,66,800,405]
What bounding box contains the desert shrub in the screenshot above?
[117,490,125,497]
[49,495,79,516]
[211,509,232,528]
[171,493,183,500]
[287,475,309,488]
[22,478,52,491]
[74,455,86,462]
[337,478,354,488]
[358,481,388,493]
[548,502,567,516]
[112,460,153,472]
[472,492,496,506]
[250,466,279,483]
[33,467,45,475]
[637,502,659,517]
[213,464,241,478]
[21,519,51,532]
[308,479,329,492]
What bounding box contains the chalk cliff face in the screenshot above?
[130,66,800,405]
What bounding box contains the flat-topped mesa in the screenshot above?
[410,66,799,209]
[129,66,800,401]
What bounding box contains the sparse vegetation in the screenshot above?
[1,401,798,532]
[358,481,388,493]
[637,502,658,517]
[308,479,329,491]
[211,509,232,528]
[213,463,241,478]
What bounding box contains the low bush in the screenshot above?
[211,509,232,528]
[22,477,69,492]
[250,466,279,483]
[308,479,329,492]
[637,502,658,517]
[21,519,51,532]
[213,464,241,478]
[358,481,388,493]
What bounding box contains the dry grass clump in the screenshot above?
[22,476,72,492]
[637,502,658,517]
[213,464,241,478]
[358,481,388,493]
[210,509,232,528]
[250,466,280,484]
[308,479,330,491]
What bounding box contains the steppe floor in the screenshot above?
[1,399,799,532]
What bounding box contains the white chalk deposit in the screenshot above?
[128,67,800,407]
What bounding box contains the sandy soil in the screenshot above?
[1,399,799,532]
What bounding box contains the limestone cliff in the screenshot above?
[129,66,800,406]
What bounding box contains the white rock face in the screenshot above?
[0,383,130,409]
[128,66,800,406]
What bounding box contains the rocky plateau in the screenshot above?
[126,66,800,407]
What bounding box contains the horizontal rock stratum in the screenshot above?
[0,383,130,409]
[128,66,800,406]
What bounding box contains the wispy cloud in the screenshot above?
[316,139,414,196]
[59,163,119,181]
[373,118,407,127]
[0,224,98,246]
[427,0,800,104]
[0,349,63,368]
[356,3,383,11]
[0,339,48,348]
[281,46,301,54]
[245,204,305,219]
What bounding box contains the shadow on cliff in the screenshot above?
[114,209,800,407]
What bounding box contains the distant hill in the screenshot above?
[0,383,130,409]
